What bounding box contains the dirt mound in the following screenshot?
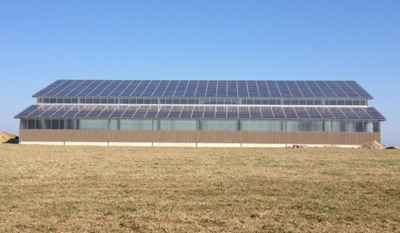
[0,132,19,144]
[359,141,385,149]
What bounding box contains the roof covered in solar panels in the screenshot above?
[32,80,374,99]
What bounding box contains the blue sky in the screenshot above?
[1,0,399,145]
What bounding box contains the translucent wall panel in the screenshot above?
[79,119,91,130]
[20,117,381,133]
[324,121,331,132]
[120,119,135,130]
[373,122,379,132]
[313,121,323,132]
[241,120,281,132]
[119,119,153,130]
[35,119,49,129]
[347,122,355,132]
[286,121,299,132]
[366,122,373,132]
[110,119,118,130]
[332,121,340,132]
[202,120,238,131]
[160,120,197,131]
[78,119,108,130]
[67,119,79,129]
[20,119,28,129]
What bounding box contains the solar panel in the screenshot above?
[145,107,159,118]
[271,107,286,118]
[97,106,113,118]
[120,106,137,118]
[325,81,347,98]
[184,80,198,97]
[44,81,73,97]
[316,107,335,119]
[266,81,281,98]
[174,80,189,97]
[345,81,373,99]
[189,107,201,118]
[86,106,105,117]
[226,107,238,118]
[315,81,337,98]
[74,106,92,117]
[237,81,248,97]
[140,80,160,97]
[260,107,274,118]
[351,107,372,119]
[340,107,359,119]
[215,106,227,118]
[277,81,292,97]
[66,80,93,96]
[131,80,151,97]
[166,81,180,97]
[216,81,227,98]
[156,106,171,118]
[294,107,310,119]
[110,80,134,97]
[132,106,149,118]
[78,80,104,96]
[227,81,238,97]
[168,107,182,118]
[335,81,358,98]
[296,81,314,97]
[365,107,386,120]
[283,107,298,119]
[305,81,325,98]
[206,81,217,97]
[32,80,67,97]
[99,80,122,97]
[286,81,302,97]
[305,107,322,119]
[238,107,250,118]
[249,107,262,118]
[15,105,39,117]
[51,106,71,117]
[180,106,193,118]
[203,106,216,118]
[88,80,113,96]
[247,81,259,97]
[151,80,169,97]
[63,106,83,117]
[53,80,81,96]
[329,108,347,119]
[109,106,126,118]
[257,81,270,97]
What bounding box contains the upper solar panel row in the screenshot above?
[15,105,386,120]
[32,80,373,99]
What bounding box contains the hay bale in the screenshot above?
[0,132,18,144]
[359,141,385,149]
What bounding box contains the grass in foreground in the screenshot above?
[0,144,399,232]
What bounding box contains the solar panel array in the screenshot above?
[32,80,373,99]
[16,105,386,120]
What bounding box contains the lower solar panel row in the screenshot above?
[15,105,386,121]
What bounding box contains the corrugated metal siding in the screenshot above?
[19,130,381,145]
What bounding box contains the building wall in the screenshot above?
[19,129,381,145]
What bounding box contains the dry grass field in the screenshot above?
[0,144,399,232]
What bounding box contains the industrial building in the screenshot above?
[15,80,386,147]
